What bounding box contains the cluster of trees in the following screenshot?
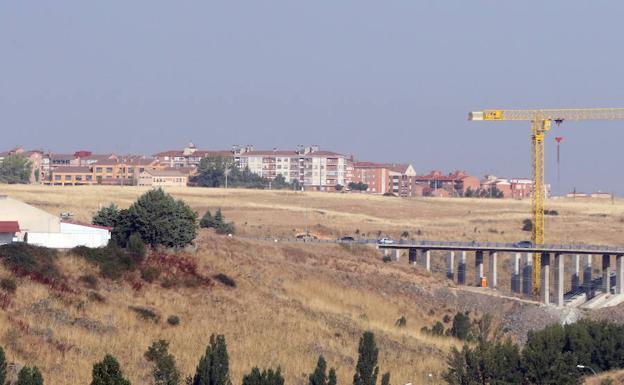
[200,209,236,235]
[444,319,624,385]
[348,182,369,191]
[194,156,299,190]
[464,186,504,198]
[93,189,198,249]
[0,154,31,184]
[2,331,390,385]
[422,312,488,341]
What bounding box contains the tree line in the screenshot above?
[444,319,624,385]
[0,331,389,385]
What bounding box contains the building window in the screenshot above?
[65,175,71,181]
[106,167,113,173]
[96,167,103,173]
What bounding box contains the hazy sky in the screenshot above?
[2,2,624,194]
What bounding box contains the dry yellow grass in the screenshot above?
[0,185,623,385]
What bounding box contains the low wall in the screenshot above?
[26,232,110,249]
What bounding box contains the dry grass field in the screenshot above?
[1,185,624,385]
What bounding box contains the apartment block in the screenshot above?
[154,143,232,168]
[237,145,347,191]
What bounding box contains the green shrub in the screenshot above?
[80,274,99,289]
[88,291,106,303]
[0,278,17,294]
[130,306,159,323]
[72,244,136,279]
[214,273,236,288]
[141,267,161,283]
[382,255,392,263]
[199,211,216,229]
[167,315,180,326]
[432,321,445,336]
[127,233,146,263]
[395,316,407,328]
[450,312,472,341]
[522,219,533,232]
[0,243,60,281]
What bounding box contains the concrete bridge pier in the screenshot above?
[511,253,521,293]
[488,251,497,289]
[584,254,593,299]
[475,250,484,285]
[447,251,455,280]
[554,253,564,307]
[522,253,533,295]
[424,250,431,272]
[617,254,624,295]
[408,248,418,266]
[603,254,611,294]
[457,251,466,284]
[393,249,401,262]
[571,254,580,292]
[541,253,551,305]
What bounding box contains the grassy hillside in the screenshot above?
[0,185,623,384]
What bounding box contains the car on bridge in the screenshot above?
[514,240,533,248]
[378,238,394,245]
[338,236,355,242]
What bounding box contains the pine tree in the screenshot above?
[16,366,44,385]
[242,367,284,385]
[353,331,379,385]
[328,369,337,385]
[145,340,181,385]
[309,356,327,385]
[214,209,224,225]
[0,346,7,385]
[90,354,131,385]
[92,204,121,228]
[192,334,231,385]
[380,372,390,385]
[199,211,214,228]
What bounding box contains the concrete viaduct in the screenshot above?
[377,240,624,307]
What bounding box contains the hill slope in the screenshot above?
[1,185,624,384]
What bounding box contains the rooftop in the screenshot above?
[0,221,20,233]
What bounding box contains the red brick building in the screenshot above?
[415,170,480,197]
[351,162,418,197]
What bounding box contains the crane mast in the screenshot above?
[469,108,624,296]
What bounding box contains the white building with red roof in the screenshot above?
[0,196,110,248]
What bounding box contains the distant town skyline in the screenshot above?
[2,2,624,195]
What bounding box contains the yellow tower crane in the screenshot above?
[468,108,624,295]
